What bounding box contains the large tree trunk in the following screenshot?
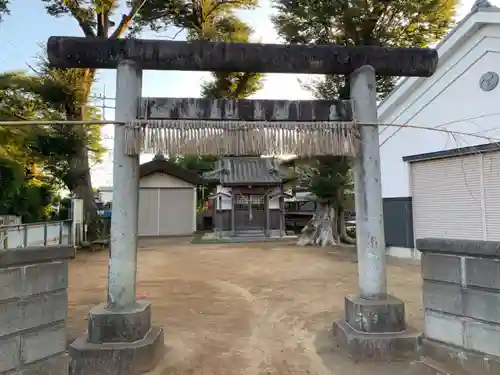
[71,149,96,219]
[297,202,339,247]
[69,143,97,238]
[66,109,97,240]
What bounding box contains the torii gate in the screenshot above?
[47,37,437,373]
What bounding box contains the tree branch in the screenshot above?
[231,73,251,98]
[110,0,147,39]
[204,0,251,21]
[169,27,185,40]
[66,3,95,38]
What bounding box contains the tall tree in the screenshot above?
[39,0,156,233]
[273,0,457,100]
[200,16,263,99]
[27,56,105,195]
[292,156,355,246]
[133,0,263,98]
[172,154,217,212]
[0,77,33,219]
[0,72,62,222]
[135,0,266,216]
[273,0,457,246]
[1,63,105,211]
[41,0,263,233]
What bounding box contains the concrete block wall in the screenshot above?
[417,238,500,359]
[0,246,74,375]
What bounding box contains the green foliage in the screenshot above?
[0,66,104,222]
[28,121,104,191]
[31,54,95,117]
[135,1,266,214]
[41,0,127,38]
[0,158,57,222]
[173,155,217,173]
[131,0,258,35]
[0,158,25,212]
[56,197,72,220]
[273,0,457,47]
[2,0,148,224]
[294,156,352,205]
[0,73,49,123]
[308,158,351,200]
[173,155,217,211]
[0,71,60,221]
[198,15,263,98]
[273,0,458,99]
[38,0,148,232]
[0,68,104,191]
[272,0,458,207]
[38,0,262,231]
[8,178,55,222]
[134,0,264,99]
[0,137,59,222]
[0,0,9,22]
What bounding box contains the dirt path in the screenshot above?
[68,240,423,375]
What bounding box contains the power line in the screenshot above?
[2,118,500,145]
[380,112,500,146]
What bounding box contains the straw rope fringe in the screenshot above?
[124,120,360,157]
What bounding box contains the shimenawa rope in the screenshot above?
[123,119,360,157]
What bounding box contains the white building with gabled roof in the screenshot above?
[378,1,500,255]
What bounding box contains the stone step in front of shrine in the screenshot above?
[202,230,297,243]
[228,234,298,243]
[233,229,266,236]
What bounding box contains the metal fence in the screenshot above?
[0,220,72,250]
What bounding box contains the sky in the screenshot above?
[0,0,495,187]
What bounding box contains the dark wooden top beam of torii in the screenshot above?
[47,36,438,77]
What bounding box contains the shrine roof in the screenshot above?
[203,157,294,185]
[140,158,203,185]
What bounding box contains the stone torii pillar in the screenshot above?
[351,66,387,300]
[65,61,164,375]
[331,65,416,360]
[108,60,141,310]
[47,36,438,367]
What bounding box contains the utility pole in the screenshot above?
[93,85,116,121]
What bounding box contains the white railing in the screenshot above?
[0,220,72,250]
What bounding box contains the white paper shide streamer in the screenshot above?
[124,119,359,157]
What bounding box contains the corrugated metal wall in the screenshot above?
[411,154,484,240]
[411,151,500,241]
[138,189,159,236]
[138,172,197,236]
[482,152,500,240]
[158,189,196,236]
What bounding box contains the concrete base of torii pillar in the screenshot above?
[68,61,164,375]
[332,295,422,361]
[331,66,421,361]
[69,302,164,375]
